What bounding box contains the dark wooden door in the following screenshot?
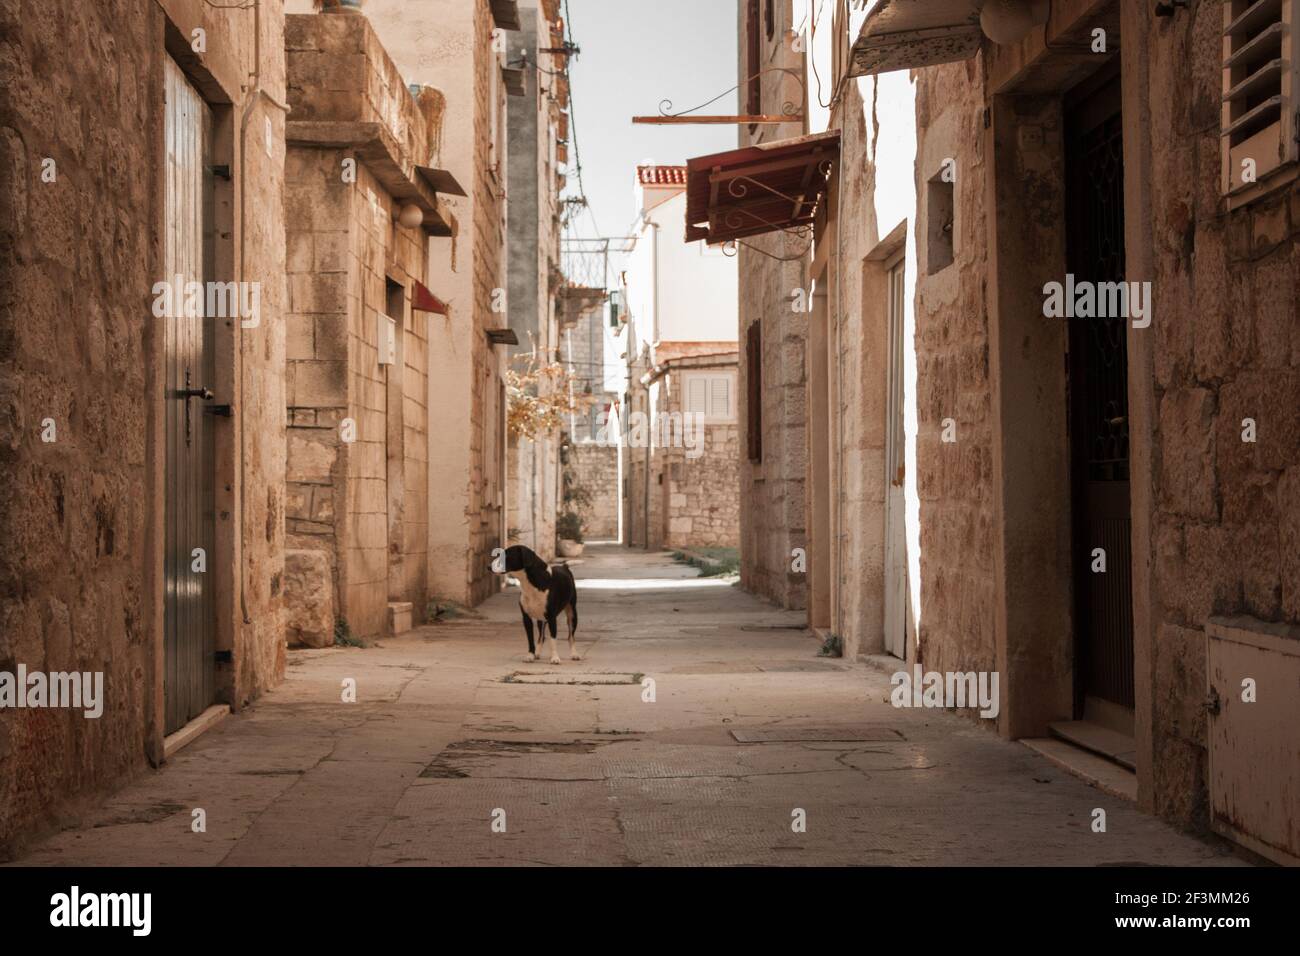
[1065,67,1135,715]
[163,57,216,734]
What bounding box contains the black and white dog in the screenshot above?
[498,545,581,664]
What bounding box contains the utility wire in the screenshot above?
[562,0,601,237]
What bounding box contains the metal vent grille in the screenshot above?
[1222,0,1299,193]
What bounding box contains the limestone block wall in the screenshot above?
[656,362,740,551]
[911,60,997,688]
[1139,3,1300,831]
[284,12,433,642]
[567,441,618,541]
[0,0,288,853]
[734,1,807,610]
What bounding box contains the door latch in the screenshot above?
[179,370,215,447]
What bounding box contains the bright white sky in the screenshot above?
[559,0,739,241]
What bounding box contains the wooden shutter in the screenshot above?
[746,321,762,462]
[686,376,708,414]
[710,376,731,418]
[1222,0,1299,194]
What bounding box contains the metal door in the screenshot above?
[1065,69,1134,715]
[883,257,907,659]
[163,57,216,734]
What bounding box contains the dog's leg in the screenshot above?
[565,604,581,661]
[545,615,561,664]
[535,619,548,658]
[521,607,536,662]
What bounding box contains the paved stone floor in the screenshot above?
[14,545,1247,866]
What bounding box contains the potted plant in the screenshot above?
[557,511,584,558]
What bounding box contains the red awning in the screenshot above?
[411,280,447,315]
[684,130,840,245]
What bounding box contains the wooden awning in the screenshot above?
[684,130,840,245]
[848,0,982,78]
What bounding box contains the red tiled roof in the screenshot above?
[637,165,687,186]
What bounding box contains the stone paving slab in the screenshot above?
[9,545,1249,867]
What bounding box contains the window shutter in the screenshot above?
[1222,0,1299,194]
[746,321,762,462]
[710,376,730,418]
[686,377,708,414]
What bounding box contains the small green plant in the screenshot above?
[557,510,584,543]
[426,597,469,623]
[334,617,363,647]
[817,633,843,658]
[671,548,739,577]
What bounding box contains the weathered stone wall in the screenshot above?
[567,441,618,541]
[736,2,806,609]
[341,0,508,609]
[0,0,288,853]
[911,59,997,687]
[284,12,432,642]
[657,361,740,550]
[1138,2,1300,832]
[466,0,507,605]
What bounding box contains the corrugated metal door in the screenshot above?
[163,57,216,734]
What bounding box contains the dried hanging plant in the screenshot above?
[507,354,583,439]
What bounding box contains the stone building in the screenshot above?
[0,0,290,853]
[330,0,516,606]
[707,0,1300,864]
[505,0,567,558]
[619,165,740,551]
[560,285,619,542]
[282,12,456,644]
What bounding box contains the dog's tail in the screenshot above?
[557,562,578,629]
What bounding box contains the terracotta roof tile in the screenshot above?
[636,165,688,186]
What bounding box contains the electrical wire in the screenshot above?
[562,0,601,237]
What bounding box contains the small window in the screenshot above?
[1222,0,1298,195]
[926,169,954,274]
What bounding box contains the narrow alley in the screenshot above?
[14,546,1239,868]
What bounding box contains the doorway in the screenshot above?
[163,57,217,734]
[1064,65,1135,730]
[882,255,908,659]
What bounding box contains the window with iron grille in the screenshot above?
[1222,0,1299,196]
[746,322,762,462]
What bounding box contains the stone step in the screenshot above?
[388,601,415,636]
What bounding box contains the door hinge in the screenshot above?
[1203,686,1221,716]
[208,164,232,180]
[205,404,233,417]
[214,650,233,664]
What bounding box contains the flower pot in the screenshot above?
[558,539,584,558]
